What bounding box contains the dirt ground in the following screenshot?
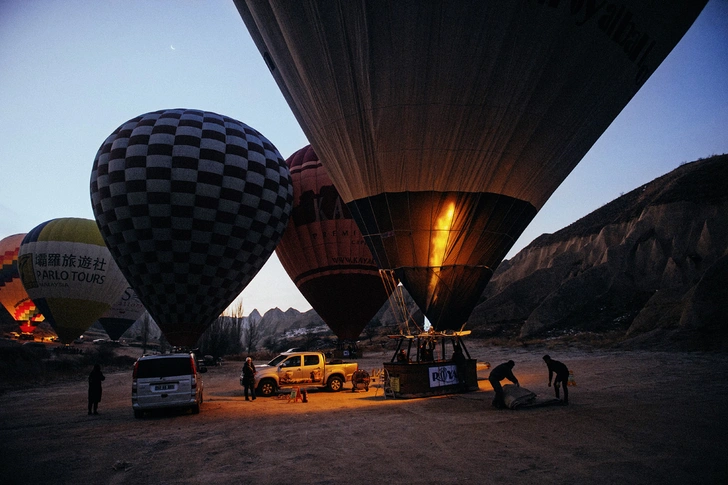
[1,343,727,485]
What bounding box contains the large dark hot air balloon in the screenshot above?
[90,108,293,348]
[275,145,392,341]
[0,234,44,333]
[18,218,128,344]
[236,0,706,330]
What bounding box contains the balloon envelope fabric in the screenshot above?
[96,287,145,341]
[275,145,392,341]
[0,233,44,329]
[90,109,293,348]
[18,218,128,344]
[237,0,706,330]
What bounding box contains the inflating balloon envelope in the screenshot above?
[17,218,128,344]
[90,108,293,348]
[0,233,45,333]
[236,0,706,330]
[275,145,393,341]
[96,287,146,341]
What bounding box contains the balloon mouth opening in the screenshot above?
[348,191,537,330]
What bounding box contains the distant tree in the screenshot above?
[198,300,245,358]
[140,312,150,354]
[362,320,379,344]
[159,333,171,354]
[241,302,261,353]
[263,335,290,354]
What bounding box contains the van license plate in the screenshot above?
[154,384,175,391]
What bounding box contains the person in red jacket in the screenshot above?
[543,354,569,405]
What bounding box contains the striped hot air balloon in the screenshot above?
[0,233,45,333]
[275,145,392,341]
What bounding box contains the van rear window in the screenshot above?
[136,357,192,378]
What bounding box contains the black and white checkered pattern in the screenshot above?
[90,109,292,346]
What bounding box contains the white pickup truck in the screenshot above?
[242,351,358,397]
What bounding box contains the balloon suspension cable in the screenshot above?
[379,269,422,336]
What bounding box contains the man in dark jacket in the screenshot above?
[488,360,519,409]
[242,357,257,401]
[88,364,105,415]
[543,354,569,405]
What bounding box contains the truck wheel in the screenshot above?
[258,379,277,397]
[191,403,200,414]
[327,375,344,392]
[133,409,143,419]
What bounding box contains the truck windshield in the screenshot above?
[281,356,301,367]
[267,355,288,366]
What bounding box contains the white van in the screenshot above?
[131,353,205,418]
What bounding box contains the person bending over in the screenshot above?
[543,354,569,405]
[488,360,519,409]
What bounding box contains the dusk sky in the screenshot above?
[1,0,726,317]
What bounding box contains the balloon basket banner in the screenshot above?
[383,360,478,399]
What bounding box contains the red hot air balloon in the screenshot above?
[0,233,45,333]
[275,145,393,341]
[236,0,706,330]
[90,108,293,348]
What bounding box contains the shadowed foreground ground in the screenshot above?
[1,344,727,484]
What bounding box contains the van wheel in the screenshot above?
[327,375,343,392]
[258,379,277,397]
[191,403,200,414]
[133,409,143,419]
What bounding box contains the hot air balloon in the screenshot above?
[0,234,45,333]
[96,287,145,341]
[17,219,129,344]
[275,145,392,341]
[90,108,293,348]
[236,0,706,330]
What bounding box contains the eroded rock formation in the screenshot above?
[472,155,728,349]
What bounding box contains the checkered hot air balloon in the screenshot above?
[90,109,293,348]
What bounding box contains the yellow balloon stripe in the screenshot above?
[45,298,111,343]
[37,218,106,246]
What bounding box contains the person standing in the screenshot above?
[242,357,257,401]
[88,364,105,415]
[543,354,570,405]
[452,344,468,391]
[488,360,519,409]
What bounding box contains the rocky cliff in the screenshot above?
[257,307,325,339]
[471,154,728,350]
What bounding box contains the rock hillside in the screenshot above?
[471,155,728,349]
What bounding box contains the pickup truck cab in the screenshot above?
[244,351,358,397]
